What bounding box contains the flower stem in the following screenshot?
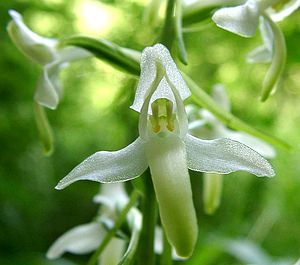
[137,171,157,265]
[161,0,176,50]
[87,189,140,265]
[33,102,54,155]
[160,230,172,265]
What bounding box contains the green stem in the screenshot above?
[60,37,140,76]
[137,172,157,265]
[87,189,140,265]
[183,72,291,150]
[160,230,172,265]
[175,0,188,64]
[161,0,176,50]
[34,102,54,155]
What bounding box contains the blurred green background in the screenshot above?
[1,0,300,264]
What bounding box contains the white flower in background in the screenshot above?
[187,84,275,214]
[188,84,276,158]
[212,1,298,100]
[47,183,141,265]
[55,43,274,257]
[212,0,300,37]
[247,17,274,63]
[7,10,90,109]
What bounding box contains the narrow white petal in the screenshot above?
[34,62,64,109]
[46,222,104,259]
[247,45,273,63]
[145,135,198,257]
[268,0,300,22]
[131,43,190,112]
[55,137,148,189]
[212,0,260,37]
[247,17,274,64]
[222,129,276,158]
[7,10,57,65]
[259,16,274,51]
[185,134,275,177]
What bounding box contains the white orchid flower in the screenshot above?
[188,84,276,158]
[212,1,294,100]
[187,84,275,214]
[247,16,274,63]
[212,0,300,37]
[47,183,141,265]
[7,10,90,109]
[55,43,274,257]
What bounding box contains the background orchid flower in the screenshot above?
[187,84,276,214]
[188,84,276,158]
[55,43,274,257]
[47,183,141,265]
[7,9,90,109]
[247,17,274,63]
[212,0,300,37]
[212,1,294,101]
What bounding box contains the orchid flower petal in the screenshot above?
[131,43,190,112]
[145,135,198,258]
[222,129,276,158]
[212,0,260,37]
[119,208,142,264]
[99,237,125,265]
[55,137,148,189]
[46,222,104,259]
[7,10,57,65]
[94,183,129,209]
[247,17,273,63]
[185,134,275,177]
[247,45,273,63]
[268,0,300,21]
[34,62,64,109]
[212,84,231,112]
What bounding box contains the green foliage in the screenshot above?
[1,0,300,264]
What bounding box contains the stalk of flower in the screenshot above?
[47,183,141,265]
[55,43,275,258]
[187,84,276,214]
[212,0,298,101]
